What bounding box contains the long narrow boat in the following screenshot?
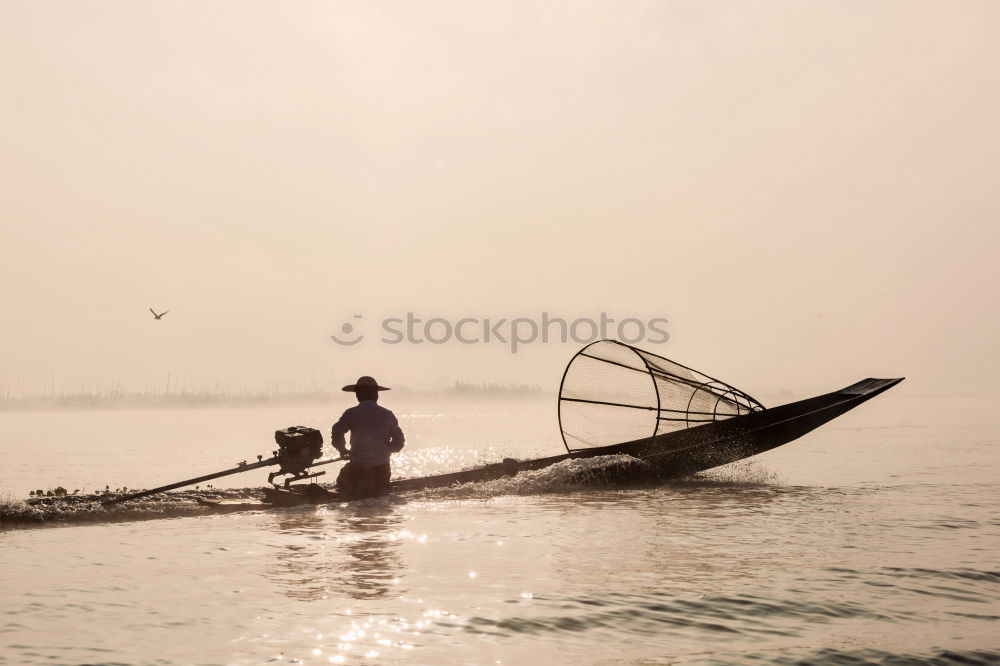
[15,340,901,522]
[246,340,902,508]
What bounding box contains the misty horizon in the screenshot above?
[3,1,998,398]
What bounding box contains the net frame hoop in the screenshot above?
[557,340,660,453]
[557,339,765,453]
[684,381,753,428]
[641,345,664,439]
[634,344,764,413]
[576,348,760,407]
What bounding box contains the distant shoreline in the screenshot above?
[0,381,546,412]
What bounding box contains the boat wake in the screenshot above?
[0,486,266,529]
[0,454,777,530]
[410,454,651,501]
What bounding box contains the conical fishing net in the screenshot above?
[557,340,764,452]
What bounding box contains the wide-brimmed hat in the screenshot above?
[342,375,391,392]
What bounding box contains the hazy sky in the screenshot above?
[1,1,997,398]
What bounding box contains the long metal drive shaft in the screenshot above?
[100,457,279,506]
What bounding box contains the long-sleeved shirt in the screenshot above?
[331,400,405,468]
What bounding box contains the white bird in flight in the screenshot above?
[149,308,169,320]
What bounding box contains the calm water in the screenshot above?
[1,394,998,665]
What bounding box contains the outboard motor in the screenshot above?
[268,426,325,487]
[101,424,345,505]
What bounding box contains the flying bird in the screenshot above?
[149,308,169,320]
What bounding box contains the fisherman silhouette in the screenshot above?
[149,308,169,320]
[331,376,405,500]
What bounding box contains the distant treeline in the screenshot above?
[0,381,544,411]
[442,381,542,397]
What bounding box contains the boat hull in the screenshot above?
[629,377,904,479]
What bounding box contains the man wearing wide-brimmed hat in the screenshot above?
[331,376,405,500]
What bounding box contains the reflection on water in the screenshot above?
[267,504,405,601]
[338,504,406,600]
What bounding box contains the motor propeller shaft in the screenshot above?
[101,426,342,506]
[100,456,279,505]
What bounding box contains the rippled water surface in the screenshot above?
[1,395,998,665]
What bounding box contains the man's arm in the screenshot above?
[388,415,405,453]
[331,409,352,457]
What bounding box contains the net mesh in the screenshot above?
[558,340,764,451]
